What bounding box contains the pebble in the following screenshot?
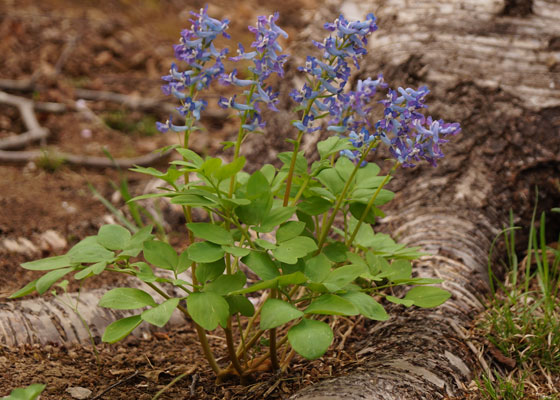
[65,386,92,399]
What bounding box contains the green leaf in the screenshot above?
[196,259,226,283]
[8,279,38,299]
[355,162,381,182]
[220,197,251,210]
[241,251,279,280]
[143,240,178,271]
[404,286,451,308]
[317,136,353,159]
[272,236,318,264]
[317,168,345,195]
[277,271,307,286]
[322,264,366,292]
[260,299,304,330]
[323,242,348,263]
[214,156,246,181]
[226,295,255,317]
[222,245,251,258]
[97,224,131,250]
[177,250,192,274]
[260,164,276,183]
[3,383,46,400]
[205,272,246,295]
[305,294,358,316]
[340,292,389,321]
[297,196,333,216]
[348,217,375,248]
[278,151,307,175]
[171,194,216,207]
[256,206,296,233]
[188,241,225,263]
[121,225,154,257]
[304,253,332,283]
[349,203,377,225]
[36,267,73,294]
[102,315,142,343]
[281,258,305,274]
[288,319,333,360]
[276,221,306,243]
[379,259,412,282]
[334,156,355,182]
[365,252,389,276]
[175,148,203,167]
[235,198,272,226]
[130,165,184,185]
[201,157,222,176]
[386,295,414,307]
[187,292,229,330]
[187,223,234,246]
[245,170,270,198]
[230,272,307,295]
[21,255,70,271]
[98,288,156,309]
[254,239,277,250]
[74,261,106,280]
[141,298,180,327]
[68,237,115,264]
[352,188,394,206]
[134,262,157,283]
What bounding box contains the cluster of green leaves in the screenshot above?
[12,135,450,368]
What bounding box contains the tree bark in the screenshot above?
[288,0,560,398]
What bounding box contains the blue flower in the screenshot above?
[373,87,461,166]
[156,116,189,133]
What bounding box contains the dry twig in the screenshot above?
[0,91,49,150]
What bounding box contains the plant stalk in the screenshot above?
[346,161,399,246]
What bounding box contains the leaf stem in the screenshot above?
[346,161,399,247]
[283,130,305,206]
[316,142,375,250]
[224,321,245,376]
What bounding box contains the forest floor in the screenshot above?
[0,1,556,399]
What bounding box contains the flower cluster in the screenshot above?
[157,6,230,133]
[290,14,378,135]
[325,75,387,161]
[375,87,461,167]
[218,13,288,132]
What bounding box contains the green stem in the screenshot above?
[269,290,280,370]
[316,142,375,250]
[228,83,257,197]
[346,161,399,247]
[283,130,305,206]
[290,175,311,206]
[224,321,245,376]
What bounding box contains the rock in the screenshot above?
[65,386,92,399]
[38,230,67,251]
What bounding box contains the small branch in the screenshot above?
[0,91,49,150]
[91,371,139,400]
[0,148,171,168]
[151,371,189,400]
